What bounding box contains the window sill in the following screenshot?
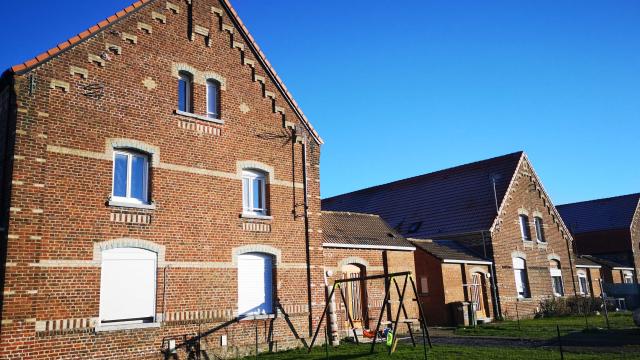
[239,314,276,322]
[108,200,156,210]
[95,322,160,333]
[174,110,225,125]
[241,213,273,221]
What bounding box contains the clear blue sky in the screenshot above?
[1,1,638,204]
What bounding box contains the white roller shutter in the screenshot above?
[238,253,273,316]
[99,248,157,323]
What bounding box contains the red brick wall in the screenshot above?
[0,0,324,359]
[631,206,640,283]
[490,157,576,319]
[322,248,417,338]
[577,267,602,298]
[413,250,447,325]
[413,248,492,326]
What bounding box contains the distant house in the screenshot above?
[324,152,577,322]
[557,193,640,284]
[411,239,493,326]
[575,256,603,298]
[321,211,417,340]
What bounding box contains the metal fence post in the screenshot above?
[557,325,564,360]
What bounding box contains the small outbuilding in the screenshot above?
[321,211,417,340]
[411,239,494,326]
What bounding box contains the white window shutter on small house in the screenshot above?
[99,248,157,323]
[238,253,273,316]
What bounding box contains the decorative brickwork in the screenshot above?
[0,0,324,358]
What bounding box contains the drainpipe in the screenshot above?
[298,127,314,337]
[482,231,502,320]
[564,234,578,296]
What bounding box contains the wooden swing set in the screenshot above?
[309,271,432,357]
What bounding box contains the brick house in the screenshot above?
[0,0,326,358]
[411,239,493,326]
[575,256,603,299]
[323,152,578,321]
[321,211,417,342]
[557,194,640,284]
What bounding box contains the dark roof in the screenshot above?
[411,240,489,264]
[575,256,602,268]
[557,194,640,234]
[581,255,634,269]
[322,211,415,250]
[322,152,523,238]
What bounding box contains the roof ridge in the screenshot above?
[557,193,640,208]
[323,151,524,201]
[322,210,380,217]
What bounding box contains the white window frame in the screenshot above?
[242,169,267,216]
[178,71,193,113]
[549,261,564,297]
[513,257,530,299]
[623,271,634,284]
[578,272,589,295]
[534,216,546,243]
[519,215,532,241]
[112,150,149,205]
[206,79,220,119]
[99,247,157,325]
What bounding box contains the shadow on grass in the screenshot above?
[557,328,640,347]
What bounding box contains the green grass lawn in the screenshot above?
[454,312,636,340]
[242,342,640,359]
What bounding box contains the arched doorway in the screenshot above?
[470,272,490,320]
[341,264,369,330]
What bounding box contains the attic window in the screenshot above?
[408,222,422,234]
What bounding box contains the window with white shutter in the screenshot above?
[238,253,274,317]
[513,257,530,298]
[99,248,157,324]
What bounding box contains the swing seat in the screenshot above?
[362,329,376,339]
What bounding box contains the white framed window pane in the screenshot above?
[243,177,251,211]
[100,248,156,323]
[552,276,564,296]
[579,276,589,294]
[207,81,219,118]
[113,154,128,198]
[178,78,187,112]
[519,215,531,241]
[130,155,147,202]
[253,178,264,211]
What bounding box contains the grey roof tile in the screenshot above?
[557,194,640,234]
[322,211,415,250]
[322,152,523,238]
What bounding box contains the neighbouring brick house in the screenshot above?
[0,0,326,359]
[323,152,578,321]
[411,239,493,326]
[321,211,418,342]
[557,194,640,284]
[575,256,603,299]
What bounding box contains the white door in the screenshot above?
[238,253,273,316]
[99,248,157,323]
